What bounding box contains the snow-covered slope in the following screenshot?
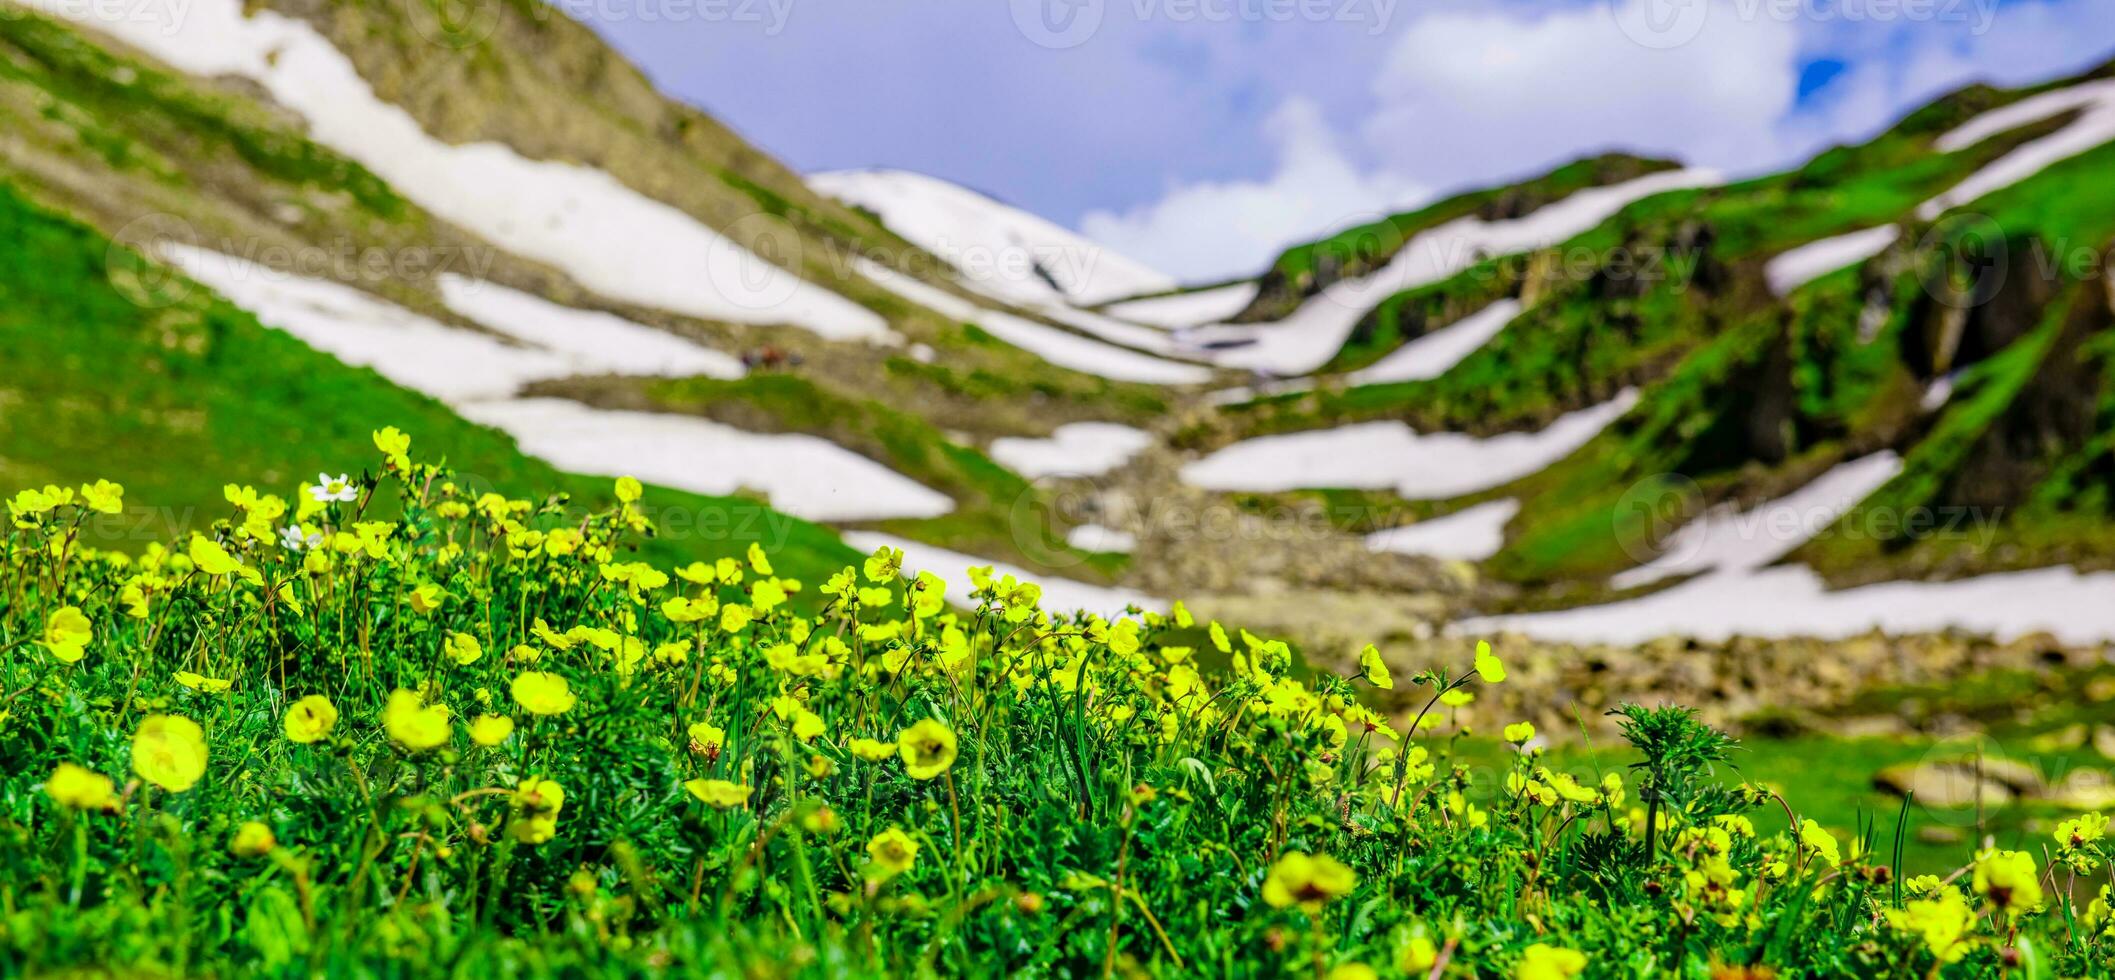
[438,277,747,381]
[1181,169,1722,377]
[163,246,599,403]
[854,258,1211,384]
[1347,299,1524,386]
[462,400,955,523]
[1365,499,1520,562]
[1457,452,2115,645]
[1462,563,2115,646]
[1102,283,1261,329]
[1609,453,1904,591]
[813,168,1175,307]
[1919,77,2115,220]
[42,0,887,340]
[165,246,954,522]
[1765,226,1900,296]
[988,423,1155,479]
[1181,390,1638,500]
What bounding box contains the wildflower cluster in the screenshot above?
[0,428,2103,975]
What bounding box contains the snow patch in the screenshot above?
[1920,78,2115,220]
[463,400,954,523]
[1457,564,2115,646]
[1102,283,1262,329]
[1364,499,1519,561]
[1347,299,1523,386]
[438,276,746,380]
[1067,524,1138,554]
[842,531,1162,617]
[812,169,1174,307]
[166,245,952,523]
[43,0,885,339]
[162,245,578,402]
[1455,451,2115,645]
[854,259,1211,384]
[1609,453,1903,591]
[1182,169,1721,376]
[988,423,1154,480]
[1181,389,1638,500]
[1764,226,1899,296]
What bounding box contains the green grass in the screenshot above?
[5,467,2102,973]
[0,13,410,220]
[1213,83,2109,589]
[0,178,857,585]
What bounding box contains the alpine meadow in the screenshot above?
[6,0,2115,976]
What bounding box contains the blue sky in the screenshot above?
[578,0,2115,281]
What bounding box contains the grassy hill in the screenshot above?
[1187,61,2115,598]
[0,178,859,582]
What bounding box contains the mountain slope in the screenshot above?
[0,0,1182,607]
[811,168,1176,307]
[1169,58,2115,644]
[0,177,859,581]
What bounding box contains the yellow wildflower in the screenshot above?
[46,762,116,811]
[1473,640,1506,683]
[174,671,233,693]
[866,827,919,880]
[132,714,208,792]
[1973,849,2043,914]
[1358,644,1393,689]
[898,718,958,780]
[470,714,515,747]
[445,632,483,666]
[282,695,338,744]
[42,606,92,664]
[1798,819,1840,867]
[511,776,565,844]
[1261,851,1356,911]
[383,689,451,751]
[864,545,904,583]
[850,736,898,762]
[79,479,124,515]
[683,779,754,809]
[1884,886,1975,963]
[407,583,446,615]
[688,721,727,758]
[511,672,577,716]
[1516,943,1586,980]
[231,821,277,858]
[372,426,411,471]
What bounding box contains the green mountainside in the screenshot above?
[0,2,1165,584]
[5,0,2115,619]
[1191,61,2115,600]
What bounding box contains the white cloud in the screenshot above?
[1791,0,2115,143]
[1077,98,1426,283]
[1068,0,2115,285]
[1361,1,1804,191]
